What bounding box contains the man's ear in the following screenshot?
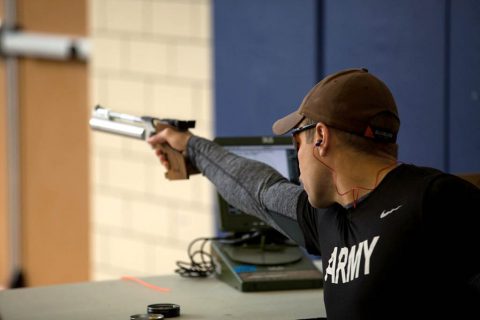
[315,123,330,156]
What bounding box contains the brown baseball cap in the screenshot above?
[272,68,400,143]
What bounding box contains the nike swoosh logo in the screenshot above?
[380,205,402,219]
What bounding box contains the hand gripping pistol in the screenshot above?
[89,105,196,180]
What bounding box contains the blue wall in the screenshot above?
[214,0,319,137]
[323,0,447,170]
[449,0,480,173]
[214,0,480,173]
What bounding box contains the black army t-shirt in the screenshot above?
[297,164,480,320]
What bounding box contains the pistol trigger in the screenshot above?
[141,117,157,136]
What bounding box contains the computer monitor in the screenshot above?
[214,136,300,233]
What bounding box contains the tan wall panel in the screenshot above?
[458,174,480,189]
[19,59,89,286]
[18,0,86,35]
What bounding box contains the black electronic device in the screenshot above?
[214,136,300,233]
[212,136,323,292]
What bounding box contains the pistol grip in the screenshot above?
[157,143,189,180]
[153,121,199,180]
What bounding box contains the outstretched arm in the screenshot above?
[147,129,306,245]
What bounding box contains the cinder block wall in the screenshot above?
[89,0,213,280]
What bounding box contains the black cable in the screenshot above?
[175,237,217,278]
[175,232,262,278]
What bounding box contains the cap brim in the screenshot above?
[272,111,304,135]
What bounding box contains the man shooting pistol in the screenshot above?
[89,105,196,180]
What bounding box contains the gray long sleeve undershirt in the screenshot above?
[187,135,307,245]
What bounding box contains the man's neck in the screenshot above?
[332,152,398,207]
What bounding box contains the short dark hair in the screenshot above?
[301,117,398,158]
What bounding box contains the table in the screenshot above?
[0,275,326,319]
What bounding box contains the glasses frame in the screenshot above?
[291,123,318,151]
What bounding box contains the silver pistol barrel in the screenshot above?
[89,105,196,180]
[89,106,147,140]
[89,117,146,139]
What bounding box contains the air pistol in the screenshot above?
[89,105,196,180]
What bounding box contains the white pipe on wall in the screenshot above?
[1,29,90,60]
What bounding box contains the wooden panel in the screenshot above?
[19,59,89,286]
[458,174,480,189]
[15,0,89,286]
[17,0,86,35]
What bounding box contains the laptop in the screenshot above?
[211,136,323,292]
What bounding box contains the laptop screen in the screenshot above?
[214,136,300,233]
